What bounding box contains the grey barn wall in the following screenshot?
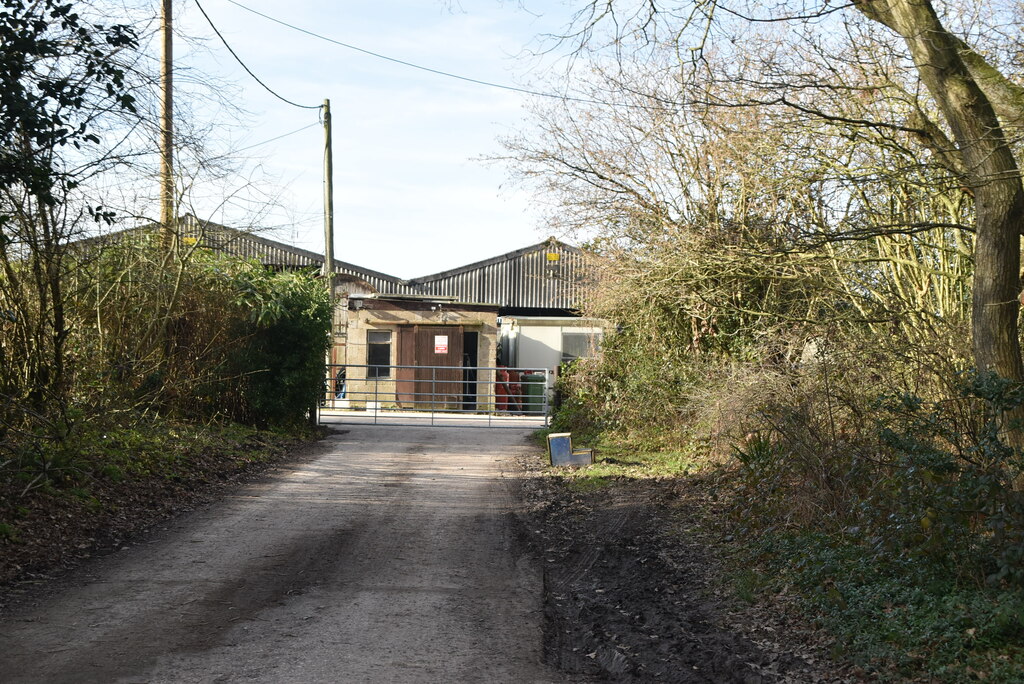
[185,217,587,311]
[88,216,588,311]
[407,246,586,310]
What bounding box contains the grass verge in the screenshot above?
[530,427,703,489]
[0,416,321,585]
[729,530,1024,682]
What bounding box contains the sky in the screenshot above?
[169,0,577,278]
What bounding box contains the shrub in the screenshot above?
[733,368,1024,587]
[226,266,331,427]
[67,242,330,427]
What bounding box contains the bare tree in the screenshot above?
[515,0,1024,440]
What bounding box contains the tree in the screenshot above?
[851,0,1024,426]
[0,0,138,424]
[536,0,1024,440]
[0,0,136,209]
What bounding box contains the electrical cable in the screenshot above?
[193,0,321,110]
[224,0,673,111]
[236,121,320,152]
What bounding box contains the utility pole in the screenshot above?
[322,98,334,284]
[315,99,335,428]
[159,0,175,249]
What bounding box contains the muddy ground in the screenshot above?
[509,449,861,683]
[2,426,860,682]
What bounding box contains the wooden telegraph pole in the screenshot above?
[322,98,334,283]
[313,98,335,427]
[159,0,175,249]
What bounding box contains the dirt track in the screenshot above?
[0,425,569,683]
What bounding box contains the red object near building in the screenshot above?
[506,369,522,413]
[496,368,509,411]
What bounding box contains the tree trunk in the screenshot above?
[855,0,1024,447]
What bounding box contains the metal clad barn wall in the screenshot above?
[173,219,585,309]
[525,251,539,306]
[498,259,509,304]
[394,244,585,309]
[512,257,521,306]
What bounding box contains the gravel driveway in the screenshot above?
[0,425,570,683]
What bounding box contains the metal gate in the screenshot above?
[319,363,551,428]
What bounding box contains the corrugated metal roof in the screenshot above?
[407,240,587,309]
[86,216,588,311]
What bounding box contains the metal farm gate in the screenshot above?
[319,363,550,428]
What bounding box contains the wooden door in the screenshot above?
[397,325,464,409]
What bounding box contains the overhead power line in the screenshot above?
[224,0,671,112]
[236,121,321,152]
[193,0,321,110]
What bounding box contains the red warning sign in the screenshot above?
[434,335,448,354]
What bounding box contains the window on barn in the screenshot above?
[367,330,392,378]
[561,331,601,364]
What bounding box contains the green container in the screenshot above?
[520,372,546,415]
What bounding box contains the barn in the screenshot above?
[100,216,604,412]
